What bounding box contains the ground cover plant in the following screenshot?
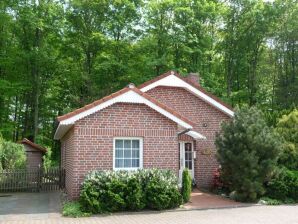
[62,201,91,218]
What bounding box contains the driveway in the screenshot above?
[0,192,297,224]
[0,191,61,221]
[0,205,297,224]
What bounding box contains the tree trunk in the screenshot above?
[13,96,18,141]
[32,26,41,142]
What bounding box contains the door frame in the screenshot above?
[179,141,194,179]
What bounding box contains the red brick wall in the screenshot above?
[61,128,76,198]
[62,103,179,199]
[146,86,230,188]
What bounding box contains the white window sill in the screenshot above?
[113,167,142,171]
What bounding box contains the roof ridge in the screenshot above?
[138,70,234,112]
[131,88,195,127]
[137,70,178,89]
[57,85,194,127]
[57,87,130,122]
[21,138,47,153]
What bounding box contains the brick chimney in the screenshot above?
[127,83,135,88]
[185,73,200,86]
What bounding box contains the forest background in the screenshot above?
[0,0,297,162]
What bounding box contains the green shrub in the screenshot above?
[182,168,192,203]
[266,169,298,202]
[80,169,182,213]
[284,198,296,204]
[125,177,145,210]
[216,106,281,202]
[145,176,182,210]
[0,136,26,170]
[105,178,127,212]
[266,176,288,201]
[79,171,128,213]
[276,109,298,170]
[259,197,282,205]
[140,169,182,210]
[42,147,58,169]
[62,201,91,217]
[285,170,298,201]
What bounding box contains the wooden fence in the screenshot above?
[0,167,65,192]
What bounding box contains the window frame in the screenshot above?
[113,137,143,171]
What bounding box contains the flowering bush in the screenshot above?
[212,168,224,190]
[80,169,182,213]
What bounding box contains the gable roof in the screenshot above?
[21,138,47,153]
[54,86,195,140]
[138,71,234,117]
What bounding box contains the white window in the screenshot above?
[113,138,143,170]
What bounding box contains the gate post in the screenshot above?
[59,168,65,189]
[38,168,43,192]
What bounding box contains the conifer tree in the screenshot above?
[216,107,281,202]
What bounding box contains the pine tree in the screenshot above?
[216,106,281,202]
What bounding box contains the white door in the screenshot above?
[179,142,194,182]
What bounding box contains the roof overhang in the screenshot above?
[54,89,193,140]
[20,138,47,153]
[185,131,206,140]
[140,72,234,117]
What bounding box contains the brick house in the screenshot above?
[20,138,47,169]
[54,71,234,199]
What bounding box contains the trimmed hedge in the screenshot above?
[182,168,192,202]
[80,169,182,213]
[266,169,298,202]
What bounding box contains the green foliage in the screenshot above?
[80,169,182,213]
[42,147,56,169]
[216,107,281,202]
[265,170,288,201]
[274,1,298,109]
[0,0,297,165]
[145,174,182,210]
[259,197,282,205]
[0,135,26,170]
[182,168,192,203]
[62,201,91,218]
[125,177,146,211]
[276,109,298,170]
[266,169,298,202]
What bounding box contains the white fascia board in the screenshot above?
[140,74,234,117]
[54,90,193,140]
[186,130,206,140]
[54,124,73,140]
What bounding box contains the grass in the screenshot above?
[62,201,91,218]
